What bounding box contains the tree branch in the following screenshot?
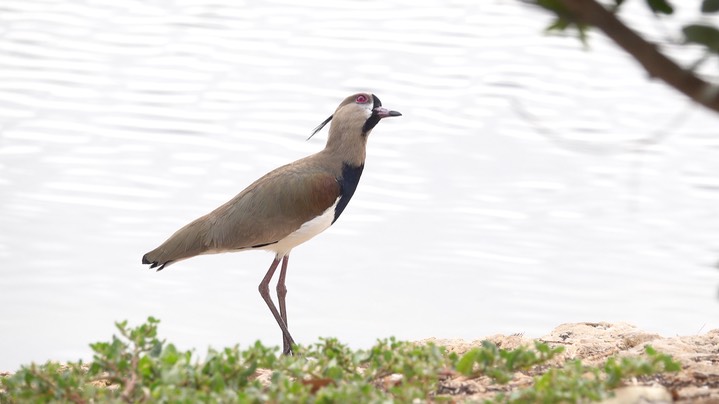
[557,0,719,113]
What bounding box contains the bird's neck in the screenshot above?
[323,137,367,168]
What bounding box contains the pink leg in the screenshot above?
[258,255,295,354]
[277,255,291,354]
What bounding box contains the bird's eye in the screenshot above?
[355,94,368,103]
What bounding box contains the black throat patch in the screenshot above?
[361,94,383,135]
[333,163,365,223]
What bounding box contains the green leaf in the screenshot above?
[325,366,344,380]
[536,0,569,14]
[546,17,571,33]
[456,350,477,375]
[646,0,674,14]
[683,24,719,52]
[138,355,154,378]
[702,0,719,13]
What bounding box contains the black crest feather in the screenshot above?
[307,115,333,140]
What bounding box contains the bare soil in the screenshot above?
[424,322,719,403]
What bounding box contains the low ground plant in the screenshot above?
[0,317,680,403]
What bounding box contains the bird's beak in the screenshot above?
[374,107,402,118]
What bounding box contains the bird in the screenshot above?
[142,92,401,355]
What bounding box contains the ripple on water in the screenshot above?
[1,0,718,371]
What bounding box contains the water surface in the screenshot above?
[1,0,718,370]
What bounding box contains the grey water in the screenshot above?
[1,0,718,370]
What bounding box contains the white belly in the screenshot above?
[264,198,339,257]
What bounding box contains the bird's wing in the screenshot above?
[207,166,341,250]
[142,165,340,269]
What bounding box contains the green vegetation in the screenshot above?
[535,0,719,54]
[525,0,719,116]
[0,317,680,403]
[504,345,681,402]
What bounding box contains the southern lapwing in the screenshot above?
[142,93,401,354]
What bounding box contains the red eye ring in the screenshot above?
[355,94,368,103]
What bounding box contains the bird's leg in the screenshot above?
[258,256,296,355]
[277,255,290,354]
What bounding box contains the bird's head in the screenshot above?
[309,93,401,142]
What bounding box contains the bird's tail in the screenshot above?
[142,218,212,271]
[142,250,173,271]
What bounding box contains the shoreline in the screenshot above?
[2,322,718,402]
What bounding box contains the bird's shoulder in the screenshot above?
[244,156,342,206]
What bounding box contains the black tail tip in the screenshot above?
[142,253,163,271]
[142,254,170,271]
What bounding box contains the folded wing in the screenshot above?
[142,164,340,270]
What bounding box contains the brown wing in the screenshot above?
[142,163,340,269]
